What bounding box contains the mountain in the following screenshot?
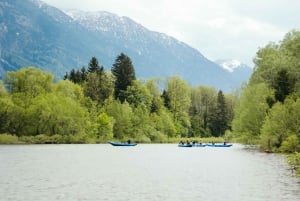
[0,0,101,76]
[216,59,253,86]
[0,0,250,91]
[216,59,252,73]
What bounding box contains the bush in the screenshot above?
[49,134,65,144]
[69,133,89,144]
[280,134,300,153]
[0,134,19,144]
[34,134,49,144]
[19,136,35,144]
[135,135,152,143]
[151,132,168,143]
[287,153,300,177]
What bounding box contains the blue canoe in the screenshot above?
[206,143,233,147]
[108,141,137,146]
[192,143,207,147]
[178,144,193,147]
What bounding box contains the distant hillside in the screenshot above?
[0,0,251,91]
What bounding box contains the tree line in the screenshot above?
[0,53,234,144]
[231,30,300,176]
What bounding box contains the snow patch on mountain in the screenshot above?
[65,10,145,35]
[64,9,203,58]
[215,59,252,73]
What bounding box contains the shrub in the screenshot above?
[280,134,300,153]
[0,134,19,144]
[287,153,300,177]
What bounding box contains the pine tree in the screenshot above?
[272,69,295,103]
[80,66,88,81]
[88,57,103,74]
[161,90,171,110]
[111,53,136,102]
[210,90,229,136]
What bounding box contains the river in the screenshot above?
[0,144,299,201]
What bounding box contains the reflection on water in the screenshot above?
[0,144,299,201]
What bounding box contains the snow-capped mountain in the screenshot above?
[0,0,251,91]
[65,10,149,38]
[64,9,235,88]
[64,10,197,51]
[215,59,252,73]
[216,59,252,73]
[216,59,253,86]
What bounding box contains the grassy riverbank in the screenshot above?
[0,133,228,144]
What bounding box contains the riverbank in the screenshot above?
[0,133,229,144]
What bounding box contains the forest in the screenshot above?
[0,53,234,144]
[1,30,300,175]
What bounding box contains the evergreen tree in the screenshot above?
[111,53,136,102]
[88,57,103,73]
[161,90,171,110]
[69,69,76,83]
[80,66,88,81]
[63,72,69,80]
[272,69,295,103]
[210,90,228,136]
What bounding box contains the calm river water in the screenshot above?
[0,144,299,201]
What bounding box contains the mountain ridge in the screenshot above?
[0,0,252,91]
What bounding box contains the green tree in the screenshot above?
[161,89,171,110]
[250,31,300,94]
[54,80,85,102]
[272,69,295,103]
[0,81,8,97]
[209,90,229,137]
[124,80,152,108]
[131,106,154,142]
[111,53,136,102]
[0,82,14,133]
[260,98,300,152]
[5,67,53,97]
[250,43,284,86]
[88,56,103,74]
[145,79,164,114]
[104,99,133,139]
[165,76,191,136]
[95,112,114,141]
[83,71,114,104]
[189,86,217,137]
[232,83,272,143]
[28,93,90,137]
[151,110,176,139]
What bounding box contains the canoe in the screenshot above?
[206,143,233,147]
[192,144,206,147]
[178,144,193,147]
[108,141,137,146]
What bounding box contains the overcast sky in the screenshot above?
[43,0,300,66]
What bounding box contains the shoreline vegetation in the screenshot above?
[0,133,227,145]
